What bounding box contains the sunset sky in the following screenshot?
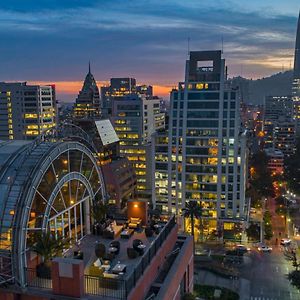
[0,0,299,101]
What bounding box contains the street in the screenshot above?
[240,247,300,300]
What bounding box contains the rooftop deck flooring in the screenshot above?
[71,225,162,279]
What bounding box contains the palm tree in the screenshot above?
[31,231,66,264]
[31,231,67,278]
[91,201,108,224]
[182,201,203,242]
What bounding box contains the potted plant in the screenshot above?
[31,231,66,278]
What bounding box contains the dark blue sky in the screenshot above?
[0,0,299,100]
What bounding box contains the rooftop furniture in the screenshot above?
[95,242,106,259]
[133,239,145,255]
[127,247,139,259]
[112,263,127,274]
[121,228,134,239]
[145,227,154,237]
[94,259,111,272]
[103,228,115,239]
[109,240,120,255]
[89,265,104,277]
[128,217,142,229]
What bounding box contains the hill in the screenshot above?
[231,70,294,104]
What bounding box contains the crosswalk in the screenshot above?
[250,292,300,300]
[250,297,278,300]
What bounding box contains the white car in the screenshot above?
[280,238,291,246]
[258,245,272,252]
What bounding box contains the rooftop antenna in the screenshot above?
[187,37,190,57]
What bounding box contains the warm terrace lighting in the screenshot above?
[134,204,138,208]
[63,160,68,164]
[30,212,36,218]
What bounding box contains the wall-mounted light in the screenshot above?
[134,204,138,208]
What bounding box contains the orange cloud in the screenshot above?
[29,81,173,99]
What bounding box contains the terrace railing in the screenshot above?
[125,215,176,296]
[25,268,52,290]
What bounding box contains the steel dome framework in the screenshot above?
[0,124,106,286]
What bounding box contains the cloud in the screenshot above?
[0,0,298,101]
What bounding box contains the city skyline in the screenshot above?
[0,0,299,101]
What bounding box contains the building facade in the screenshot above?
[263,95,296,154]
[293,12,300,133]
[154,51,248,237]
[111,94,165,202]
[101,78,154,117]
[0,82,56,140]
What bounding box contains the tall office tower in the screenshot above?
[155,51,248,236]
[101,78,136,117]
[263,96,294,149]
[0,82,56,140]
[73,63,101,119]
[292,12,300,133]
[111,94,165,202]
[101,78,154,117]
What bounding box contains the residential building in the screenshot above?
[0,82,56,140]
[263,96,295,150]
[111,94,165,202]
[154,51,248,238]
[265,148,284,176]
[73,63,101,119]
[273,121,296,157]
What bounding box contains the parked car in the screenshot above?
[235,244,251,253]
[280,238,291,246]
[258,245,272,252]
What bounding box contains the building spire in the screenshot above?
[294,10,300,78]
[88,61,91,74]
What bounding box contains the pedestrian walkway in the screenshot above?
[250,289,300,300]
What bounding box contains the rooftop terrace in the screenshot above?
[26,215,177,300]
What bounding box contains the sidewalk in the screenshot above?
[194,269,250,300]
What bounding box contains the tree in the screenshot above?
[91,201,108,224]
[249,151,275,199]
[285,138,300,195]
[183,201,203,241]
[246,223,260,241]
[263,210,273,240]
[275,206,287,217]
[275,196,286,206]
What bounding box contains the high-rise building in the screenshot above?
[154,51,248,237]
[101,78,154,117]
[263,95,295,151]
[73,63,101,119]
[111,93,165,202]
[292,11,300,133]
[0,82,56,140]
[273,121,296,157]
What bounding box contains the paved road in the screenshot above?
[240,247,300,300]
